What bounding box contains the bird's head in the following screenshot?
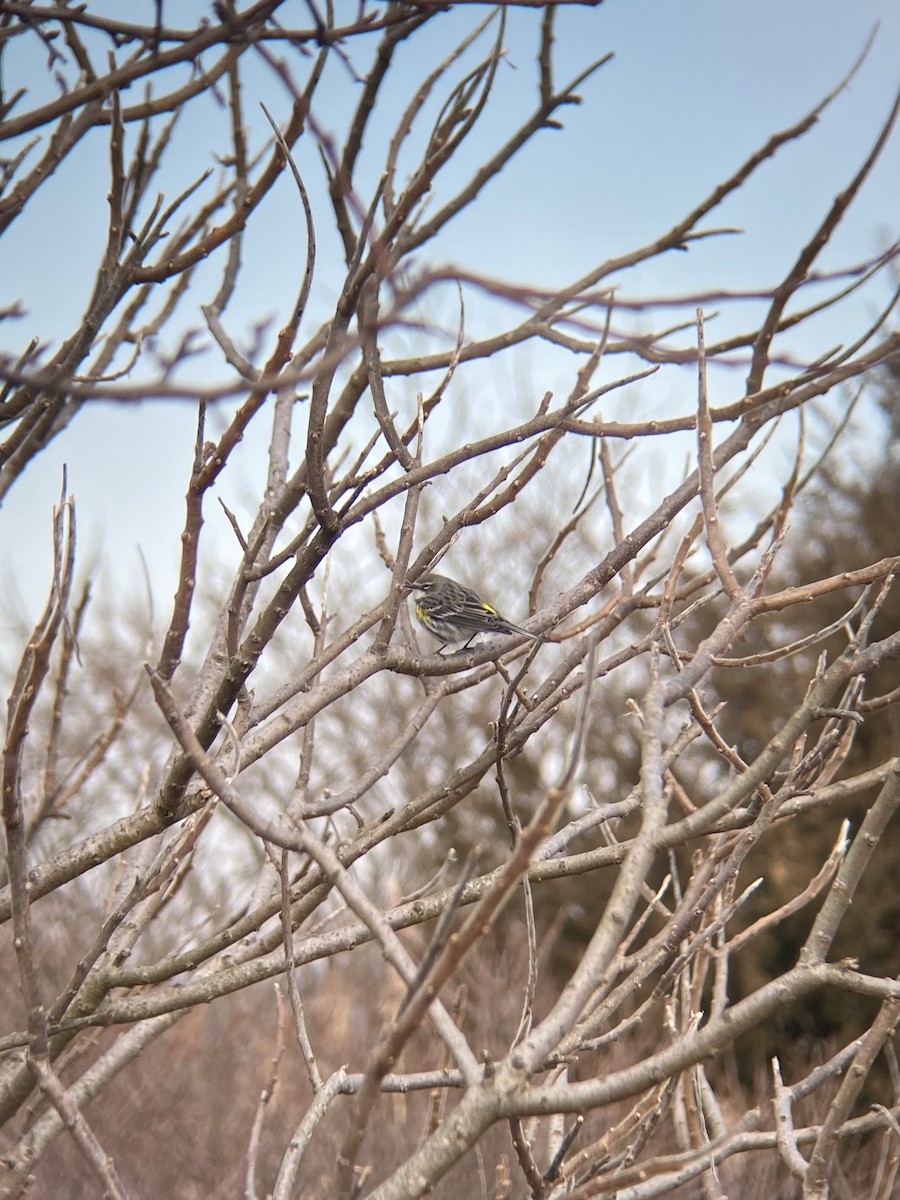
[408,573,446,594]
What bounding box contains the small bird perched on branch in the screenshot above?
[410,573,539,655]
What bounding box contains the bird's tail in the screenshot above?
[504,620,540,641]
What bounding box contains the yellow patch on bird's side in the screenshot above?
[415,601,430,626]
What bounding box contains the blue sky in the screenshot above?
[0,0,897,629]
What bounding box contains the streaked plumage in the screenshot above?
[411,573,539,655]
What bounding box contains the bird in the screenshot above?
[410,573,540,655]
